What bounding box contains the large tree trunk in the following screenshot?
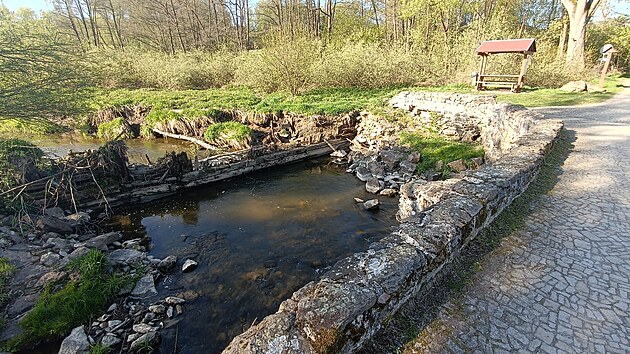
[561,0,603,69]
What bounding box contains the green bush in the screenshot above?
[204,121,252,149]
[7,250,135,349]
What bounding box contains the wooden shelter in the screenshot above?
[475,38,536,93]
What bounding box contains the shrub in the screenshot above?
[204,121,252,149]
[235,36,321,95]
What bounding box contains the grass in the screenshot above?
[413,75,624,108]
[399,133,485,175]
[0,258,15,310]
[5,249,137,350]
[91,86,402,116]
[204,121,252,143]
[0,117,66,136]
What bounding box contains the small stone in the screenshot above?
[407,152,421,163]
[176,304,183,314]
[40,252,61,267]
[363,199,380,211]
[132,323,153,334]
[44,207,65,219]
[353,197,364,203]
[101,333,121,347]
[108,249,145,266]
[107,303,118,313]
[182,259,198,273]
[107,320,122,330]
[158,255,177,272]
[435,160,444,170]
[378,292,391,304]
[165,296,186,306]
[35,271,68,287]
[471,157,484,168]
[148,304,166,314]
[379,188,397,197]
[176,290,200,301]
[127,333,141,343]
[365,177,382,194]
[143,312,155,322]
[330,150,347,158]
[97,314,110,322]
[166,306,174,318]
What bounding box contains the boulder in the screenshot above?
[363,199,380,211]
[37,216,73,235]
[559,80,587,93]
[130,274,157,299]
[58,326,90,354]
[182,259,198,273]
[365,177,383,194]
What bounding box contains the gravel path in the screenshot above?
[403,82,630,354]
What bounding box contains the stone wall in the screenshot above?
[389,92,536,160]
[221,92,563,354]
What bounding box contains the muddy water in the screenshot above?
[110,158,398,354]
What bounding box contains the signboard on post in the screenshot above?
[599,44,618,88]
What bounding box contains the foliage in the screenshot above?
[7,249,136,349]
[93,49,237,89]
[587,15,630,70]
[89,343,112,354]
[96,118,134,140]
[235,36,321,95]
[399,133,485,174]
[204,121,252,148]
[0,7,91,119]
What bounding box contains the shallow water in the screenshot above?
[109,158,398,354]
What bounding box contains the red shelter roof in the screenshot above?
[476,38,536,55]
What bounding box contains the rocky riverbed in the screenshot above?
[0,206,200,353]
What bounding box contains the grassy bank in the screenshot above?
[5,250,137,351]
[0,75,623,139]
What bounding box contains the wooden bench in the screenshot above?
[476,74,522,92]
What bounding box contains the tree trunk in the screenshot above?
[561,0,603,69]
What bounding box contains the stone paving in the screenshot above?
[404,83,630,354]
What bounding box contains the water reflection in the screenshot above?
[110,158,398,354]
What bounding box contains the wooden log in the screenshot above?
[152,128,218,150]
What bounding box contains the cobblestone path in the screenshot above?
[405,83,630,354]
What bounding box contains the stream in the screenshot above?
[108,157,399,353]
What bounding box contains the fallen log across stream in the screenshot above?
[152,128,219,150]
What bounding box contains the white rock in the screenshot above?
[182,259,198,273]
[58,326,90,354]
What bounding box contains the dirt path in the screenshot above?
[393,82,630,353]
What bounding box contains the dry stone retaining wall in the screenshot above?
[222,93,563,354]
